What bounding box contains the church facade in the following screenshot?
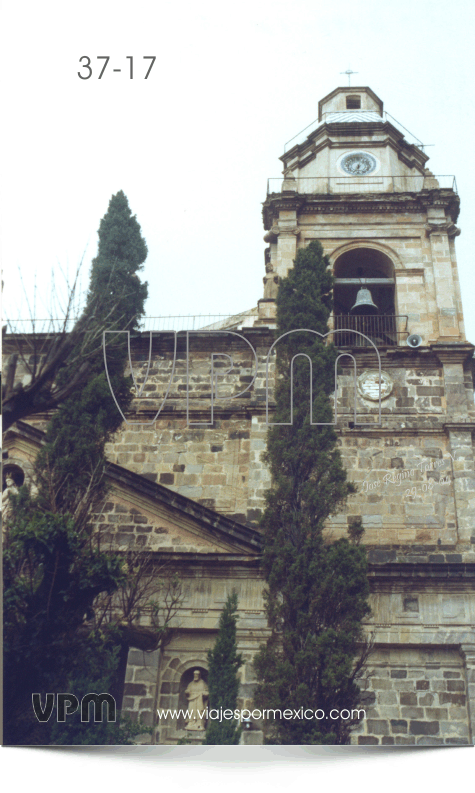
[4,86,475,746]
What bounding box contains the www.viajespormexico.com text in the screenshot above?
[157,707,365,723]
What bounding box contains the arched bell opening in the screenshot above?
[333,248,398,346]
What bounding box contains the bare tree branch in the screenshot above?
[92,548,184,652]
[3,257,142,431]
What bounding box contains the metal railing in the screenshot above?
[140,315,239,331]
[267,175,457,195]
[332,314,408,347]
[4,314,246,335]
[4,314,409,345]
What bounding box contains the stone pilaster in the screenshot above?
[461,644,475,745]
[276,229,298,279]
[425,214,462,340]
[444,426,475,547]
[435,346,473,421]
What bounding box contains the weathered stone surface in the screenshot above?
[5,85,475,749]
[123,683,147,696]
[409,721,439,736]
[390,719,408,734]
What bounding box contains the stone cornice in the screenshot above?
[110,411,456,432]
[431,343,475,366]
[3,420,44,447]
[282,119,425,167]
[291,125,427,173]
[107,463,262,553]
[131,553,475,583]
[143,550,263,574]
[425,221,461,238]
[368,562,475,581]
[262,189,460,230]
[443,423,475,434]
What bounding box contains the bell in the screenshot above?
[350,286,378,315]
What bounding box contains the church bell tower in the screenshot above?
[261,85,465,346]
[260,86,475,745]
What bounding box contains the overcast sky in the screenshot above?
[2,0,475,347]
[2,0,475,790]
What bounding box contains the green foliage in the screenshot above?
[35,191,149,517]
[176,735,193,745]
[253,241,371,745]
[86,189,148,328]
[204,592,243,745]
[50,641,149,745]
[3,192,150,745]
[3,502,126,745]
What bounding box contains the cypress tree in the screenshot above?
[35,190,148,518]
[3,192,148,431]
[253,240,371,745]
[204,592,243,745]
[86,189,148,326]
[3,192,149,744]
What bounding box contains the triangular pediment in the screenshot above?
[3,422,262,558]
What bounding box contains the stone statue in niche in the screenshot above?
[2,475,19,527]
[184,670,209,731]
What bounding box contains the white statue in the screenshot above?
[184,670,209,731]
[2,475,19,526]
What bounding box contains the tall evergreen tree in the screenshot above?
[86,189,148,326]
[35,190,148,518]
[3,191,149,431]
[3,192,150,745]
[204,592,243,745]
[253,240,371,745]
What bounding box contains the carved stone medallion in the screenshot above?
[357,370,393,401]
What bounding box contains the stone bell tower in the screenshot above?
[260,85,465,345]
[260,86,475,745]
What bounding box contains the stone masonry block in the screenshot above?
[400,693,417,706]
[123,683,147,697]
[390,720,408,734]
[446,680,465,692]
[409,721,439,736]
[366,720,389,736]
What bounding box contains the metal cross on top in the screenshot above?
[340,69,358,86]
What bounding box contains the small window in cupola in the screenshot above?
[346,95,361,109]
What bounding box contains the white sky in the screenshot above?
[2,0,475,348]
[1,0,475,790]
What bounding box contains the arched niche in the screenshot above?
[333,246,396,316]
[2,463,25,491]
[177,665,209,730]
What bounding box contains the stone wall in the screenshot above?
[123,648,160,734]
[120,575,268,745]
[3,328,475,746]
[352,647,470,745]
[100,336,475,558]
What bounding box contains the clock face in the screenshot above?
[341,151,378,176]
